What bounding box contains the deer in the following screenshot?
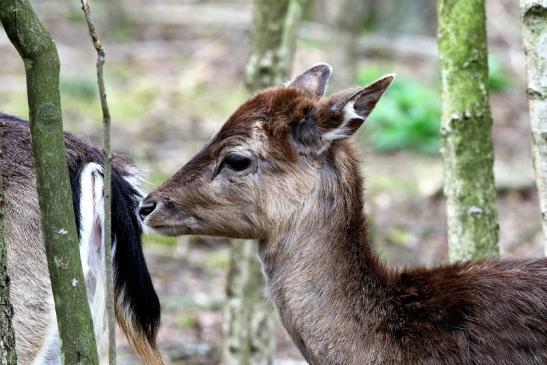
[1,114,163,364]
[139,64,547,364]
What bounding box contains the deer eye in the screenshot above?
[222,154,251,171]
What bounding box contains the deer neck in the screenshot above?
[258,149,392,363]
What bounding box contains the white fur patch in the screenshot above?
[323,101,364,142]
[78,163,108,358]
[34,163,109,363]
[32,311,59,365]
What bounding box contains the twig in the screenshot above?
[79,0,116,363]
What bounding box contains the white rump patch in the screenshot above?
[323,101,364,142]
[78,162,108,357]
[36,162,110,363]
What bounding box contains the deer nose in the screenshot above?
[139,200,157,221]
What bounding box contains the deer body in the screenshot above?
[140,65,547,364]
[259,151,547,364]
[1,114,162,364]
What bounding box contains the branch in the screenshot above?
[80,0,116,363]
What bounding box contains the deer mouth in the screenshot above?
[144,223,191,237]
[139,197,201,237]
[143,210,201,237]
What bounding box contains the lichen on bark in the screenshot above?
[437,0,500,261]
[222,240,275,365]
[245,0,291,91]
[0,1,99,363]
[520,0,547,255]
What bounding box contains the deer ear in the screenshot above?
[323,74,395,141]
[286,63,332,97]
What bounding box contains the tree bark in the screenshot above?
[324,0,364,92]
[0,138,17,365]
[437,0,499,261]
[520,0,547,256]
[245,0,291,90]
[0,1,99,363]
[223,1,305,364]
[280,0,308,78]
[222,240,274,365]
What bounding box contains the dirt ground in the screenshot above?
[0,0,543,364]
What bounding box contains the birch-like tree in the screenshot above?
[223,1,306,364]
[0,1,99,363]
[0,144,17,364]
[520,0,547,256]
[437,0,499,261]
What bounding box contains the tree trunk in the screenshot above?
[0,1,99,363]
[222,240,274,365]
[520,0,547,256]
[223,1,305,364]
[324,0,364,92]
[280,0,307,76]
[0,140,17,365]
[437,0,499,261]
[245,0,291,90]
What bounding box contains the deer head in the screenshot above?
[139,64,393,241]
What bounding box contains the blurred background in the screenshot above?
[0,0,541,363]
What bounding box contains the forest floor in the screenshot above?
[0,0,542,364]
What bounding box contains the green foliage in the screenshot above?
[357,60,510,154]
[144,234,178,247]
[358,67,441,154]
[487,58,510,93]
[177,314,198,330]
[60,75,97,101]
[203,249,230,273]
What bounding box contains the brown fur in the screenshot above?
[141,65,547,364]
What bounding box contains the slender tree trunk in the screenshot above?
[223,1,305,364]
[520,0,547,256]
[280,0,308,77]
[0,1,99,363]
[80,0,117,362]
[245,0,291,90]
[324,0,364,92]
[0,140,17,365]
[437,0,499,261]
[222,240,274,365]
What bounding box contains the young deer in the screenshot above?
[139,65,547,364]
[1,115,162,364]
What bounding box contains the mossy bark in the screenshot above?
[222,240,274,365]
[0,142,17,365]
[245,0,291,90]
[437,0,499,261]
[0,1,99,363]
[280,0,308,78]
[520,0,547,256]
[223,1,306,364]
